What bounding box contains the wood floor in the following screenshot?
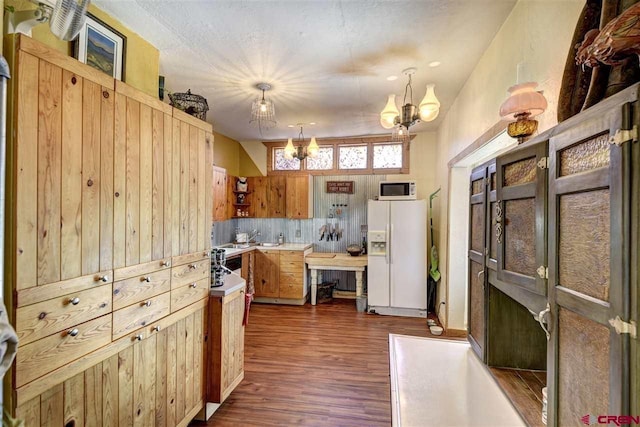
[489,367,547,427]
[193,299,453,426]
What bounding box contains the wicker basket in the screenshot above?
[317,281,337,304]
[168,89,209,121]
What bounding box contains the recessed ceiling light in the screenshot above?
[429,61,441,68]
[309,122,316,125]
[386,75,398,81]
[287,124,294,128]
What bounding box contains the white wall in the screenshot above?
[434,0,583,330]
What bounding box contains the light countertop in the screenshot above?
[210,271,246,297]
[215,242,313,258]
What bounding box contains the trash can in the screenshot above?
[356,295,367,312]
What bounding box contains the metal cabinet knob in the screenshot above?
[134,334,143,341]
[69,297,81,305]
[96,275,109,283]
[142,300,152,307]
[141,276,151,283]
[188,264,198,270]
[153,325,161,332]
[67,328,79,337]
[161,260,171,267]
[190,283,197,288]
[203,251,210,258]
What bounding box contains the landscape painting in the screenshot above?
[74,14,126,81]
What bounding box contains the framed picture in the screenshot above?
[74,13,126,80]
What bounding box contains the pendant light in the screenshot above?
[250,83,276,131]
[379,68,440,138]
[284,125,319,161]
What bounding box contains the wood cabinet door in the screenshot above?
[268,176,286,218]
[468,163,488,360]
[212,167,227,222]
[250,177,269,218]
[496,142,548,296]
[547,101,631,427]
[221,290,245,401]
[254,250,279,297]
[286,175,311,219]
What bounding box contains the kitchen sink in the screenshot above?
[260,242,280,247]
[218,243,250,249]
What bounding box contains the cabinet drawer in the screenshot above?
[113,258,172,282]
[280,259,304,273]
[171,251,211,267]
[113,268,171,310]
[279,272,303,285]
[280,250,303,260]
[171,278,209,313]
[279,281,303,299]
[16,314,112,387]
[112,292,170,340]
[16,284,112,346]
[171,259,210,289]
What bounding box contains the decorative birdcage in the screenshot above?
[168,89,209,121]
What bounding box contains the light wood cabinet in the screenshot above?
[212,166,227,221]
[268,176,286,217]
[286,175,314,219]
[254,250,280,297]
[5,35,213,427]
[207,286,245,404]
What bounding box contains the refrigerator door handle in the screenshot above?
[385,224,390,264]
[389,224,393,264]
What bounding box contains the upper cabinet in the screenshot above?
[241,175,313,219]
[286,175,313,219]
[212,166,227,221]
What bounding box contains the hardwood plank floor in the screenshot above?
[489,367,547,427]
[194,299,458,426]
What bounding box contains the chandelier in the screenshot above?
[284,125,319,161]
[250,83,276,131]
[379,68,440,141]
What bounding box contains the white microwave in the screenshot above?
[379,181,417,200]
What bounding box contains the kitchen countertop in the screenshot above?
[210,271,246,297]
[215,242,313,258]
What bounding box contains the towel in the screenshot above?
[0,300,18,378]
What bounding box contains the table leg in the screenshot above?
[310,268,318,305]
[355,270,363,298]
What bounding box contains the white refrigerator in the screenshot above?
[367,199,427,317]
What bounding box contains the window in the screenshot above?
[266,135,412,175]
[306,146,333,170]
[273,148,301,171]
[338,145,368,169]
[373,144,403,169]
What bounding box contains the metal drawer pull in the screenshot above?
[477,270,484,279]
[538,303,551,341]
[141,276,151,283]
[67,328,79,337]
[96,275,109,283]
[142,300,152,307]
[135,334,143,341]
[203,251,210,257]
[188,264,198,270]
[153,326,161,332]
[190,283,197,288]
[69,297,81,305]
[161,260,171,267]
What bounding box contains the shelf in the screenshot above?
[232,190,251,194]
[232,216,254,219]
[232,203,251,207]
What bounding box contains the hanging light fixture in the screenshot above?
[250,83,276,131]
[499,82,548,144]
[379,68,440,139]
[284,124,319,161]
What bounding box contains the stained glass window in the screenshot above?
[306,147,333,170]
[373,144,403,169]
[274,148,301,170]
[338,145,367,169]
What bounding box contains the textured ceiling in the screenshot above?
[94,0,517,141]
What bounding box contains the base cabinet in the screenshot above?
[207,287,245,404]
[14,306,207,427]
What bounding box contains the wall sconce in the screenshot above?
[499,82,548,144]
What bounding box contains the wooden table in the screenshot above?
[305,253,368,305]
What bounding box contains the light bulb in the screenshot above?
[380,94,399,129]
[260,101,267,113]
[307,137,319,157]
[419,84,440,122]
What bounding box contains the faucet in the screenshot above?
[248,229,261,243]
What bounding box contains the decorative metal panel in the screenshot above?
[558,308,610,427]
[373,144,403,169]
[490,172,496,191]
[503,157,536,187]
[504,198,536,277]
[471,179,484,195]
[559,189,610,301]
[471,204,484,252]
[469,260,485,347]
[559,133,610,177]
